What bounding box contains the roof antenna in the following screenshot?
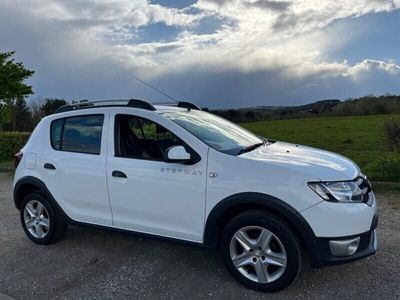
[129,73,178,103]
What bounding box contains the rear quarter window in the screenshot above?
[50,114,104,155]
[51,119,63,150]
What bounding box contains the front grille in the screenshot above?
[353,176,372,204]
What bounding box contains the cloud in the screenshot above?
[0,0,399,107]
[147,58,400,108]
[24,0,202,27]
[350,59,400,77]
[197,0,292,11]
[248,0,292,12]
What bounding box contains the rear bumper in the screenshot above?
[309,214,378,267]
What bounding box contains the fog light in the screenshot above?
[372,230,378,251]
[329,237,360,256]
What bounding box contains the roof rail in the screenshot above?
[152,101,177,106]
[177,101,201,110]
[53,104,73,114]
[53,99,128,114]
[127,99,156,111]
[53,98,199,114]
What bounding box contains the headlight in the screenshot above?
[308,178,369,203]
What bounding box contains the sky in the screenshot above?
[0,0,400,109]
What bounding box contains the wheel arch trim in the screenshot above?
[13,176,70,223]
[203,192,321,266]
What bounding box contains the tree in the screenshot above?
[382,117,400,152]
[40,98,67,116]
[0,51,34,130]
[0,51,34,100]
[3,97,32,131]
[29,99,43,129]
[246,110,255,121]
[0,101,9,126]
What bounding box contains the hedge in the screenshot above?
[364,153,400,182]
[0,132,31,161]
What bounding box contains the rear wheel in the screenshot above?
[20,193,67,244]
[220,210,302,292]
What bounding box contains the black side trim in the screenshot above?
[67,218,205,249]
[203,192,321,265]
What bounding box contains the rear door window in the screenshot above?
[50,115,104,155]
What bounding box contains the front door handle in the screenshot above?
[44,163,56,170]
[112,170,127,178]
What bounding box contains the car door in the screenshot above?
[40,111,113,226]
[106,110,208,242]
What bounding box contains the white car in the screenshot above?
[13,99,378,292]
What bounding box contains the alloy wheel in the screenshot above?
[229,226,287,283]
[23,200,50,239]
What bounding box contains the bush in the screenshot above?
[364,153,400,182]
[0,132,31,161]
[382,117,400,151]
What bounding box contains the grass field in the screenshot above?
[241,114,400,182]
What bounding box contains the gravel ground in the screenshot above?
[0,172,399,300]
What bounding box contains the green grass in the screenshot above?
[240,114,400,182]
[371,182,400,193]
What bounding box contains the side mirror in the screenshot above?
[166,145,191,163]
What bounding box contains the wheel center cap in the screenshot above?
[255,250,261,257]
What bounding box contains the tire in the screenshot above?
[20,192,68,245]
[220,210,302,292]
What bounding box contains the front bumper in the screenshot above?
[301,192,378,237]
[310,214,378,267]
[300,191,378,267]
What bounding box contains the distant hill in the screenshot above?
[209,95,400,123]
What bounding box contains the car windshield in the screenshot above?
[162,110,263,155]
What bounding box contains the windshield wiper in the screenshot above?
[260,136,269,145]
[237,142,264,155]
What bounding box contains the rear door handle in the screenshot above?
[44,163,56,170]
[112,170,127,178]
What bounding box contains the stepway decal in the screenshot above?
[160,168,204,176]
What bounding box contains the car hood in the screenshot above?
[241,141,360,181]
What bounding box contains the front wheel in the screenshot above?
[220,210,302,292]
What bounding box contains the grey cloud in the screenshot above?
[58,1,132,20]
[273,12,298,31]
[153,43,185,53]
[150,62,400,109]
[199,0,231,6]
[249,0,292,12]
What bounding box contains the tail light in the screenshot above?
[14,151,23,168]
